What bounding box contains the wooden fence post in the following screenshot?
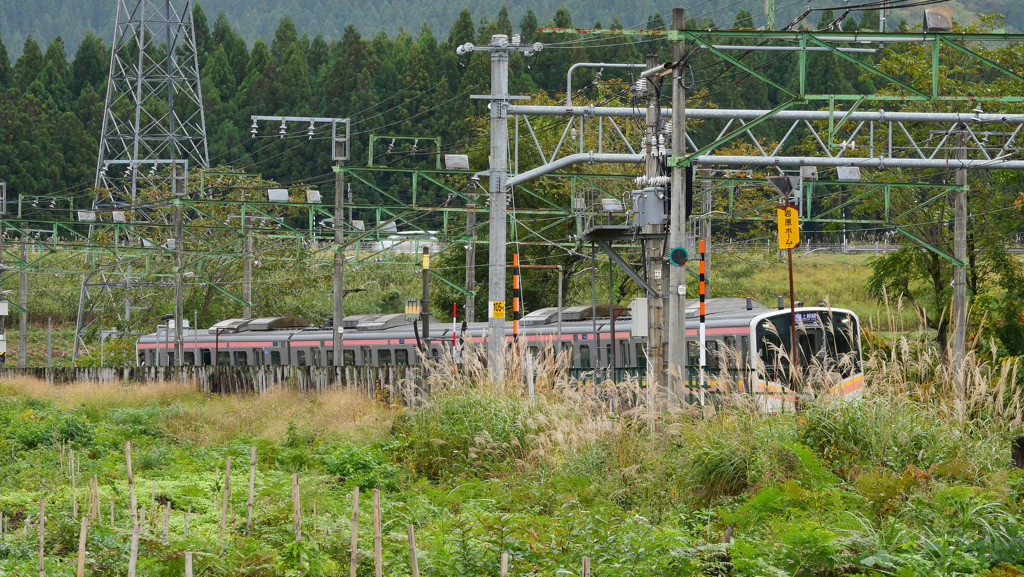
[582,557,591,577]
[37,497,45,577]
[220,455,232,548]
[184,551,193,577]
[292,474,301,543]
[407,524,420,577]
[246,446,256,536]
[127,516,141,577]
[125,442,136,526]
[162,502,171,541]
[350,486,359,577]
[373,489,382,577]
[76,517,88,577]
[500,551,508,577]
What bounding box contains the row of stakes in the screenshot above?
[0,441,596,577]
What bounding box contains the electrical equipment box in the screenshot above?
[630,298,648,338]
[630,187,667,227]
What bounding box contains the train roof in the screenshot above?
[137,300,858,344]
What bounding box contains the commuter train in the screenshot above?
[136,298,864,399]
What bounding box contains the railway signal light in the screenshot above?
[669,247,688,266]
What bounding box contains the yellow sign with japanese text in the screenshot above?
[777,206,800,249]
[491,301,506,319]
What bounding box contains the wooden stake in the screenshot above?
[500,551,508,577]
[373,489,382,577]
[246,446,256,536]
[127,516,140,577]
[125,442,136,526]
[76,517,88,577]
[184,508,190,539]
[162,502,171,541]
[184,551,193,577]
[292,474,301,543]
[407,524,419,577]
[37,497,45,577]
[312,498,317,535]
[72,456,78,519]
[582,557,591,577]
[110,497,114,527]
[220,455,232,547]
[149,480,157,528]
[349,487,359,577]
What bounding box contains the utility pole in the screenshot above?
[465,190,477,322]
[643,52,666,400]
[487,35,510,384]
[173,166,184,366]
[251,115,350,369]
[421,247,431,353]
[20,234,27,368]
[333,157,345,369]
[666,7,688,398]
[952,126,967,396]
[242,222,252,318]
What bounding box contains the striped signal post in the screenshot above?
[698,240,706,406]
[512,253,521,341]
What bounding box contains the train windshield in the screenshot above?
[755,310,861,383]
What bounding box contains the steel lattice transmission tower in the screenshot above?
[74,0,209,361]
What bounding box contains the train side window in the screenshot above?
[687,341,699,367]
[167,353,175,366]
[378,349,392,365]
[253,349,264,366]
[527,345,540,359]
[722,336,738,368]
[344,349,355,366]
[184,352,195,366]
[706,340,721,370]
[270,351,282,365]
[579,345,591,369]
[361,347,372,365]
[741,336,750,367]
[217,352,230,366]
[620,341,631,367]
[234,351,248,366]
[635,343,646,370]
[310,348,321,366]
[201,349,211,366]
[327,350,334,366]
[296,350,307,367]
[605,344,612,367]
[396,349,409,365]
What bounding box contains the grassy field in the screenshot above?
[0,336,1023,576]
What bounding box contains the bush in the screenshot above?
[391,390,538,479]
[319,443,399,491]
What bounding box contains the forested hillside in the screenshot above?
[0,3,908,210]
[0,0,1019,58]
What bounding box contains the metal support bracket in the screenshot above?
[593,239,661,298]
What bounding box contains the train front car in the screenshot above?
[748,307,863,410]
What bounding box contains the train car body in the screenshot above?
[136,298,863,402]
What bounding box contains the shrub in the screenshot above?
[319,443,399,491]
[391,390,538,479]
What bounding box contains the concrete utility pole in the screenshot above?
[173,167,184,366]
[667,7,688,398]
[643,52,666,399]
[334,160,345,368]
[952,126,967,392]
[465,190,478,322]
[487,35,510,383]
[20,234,28,368]
[242,188,252,319]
